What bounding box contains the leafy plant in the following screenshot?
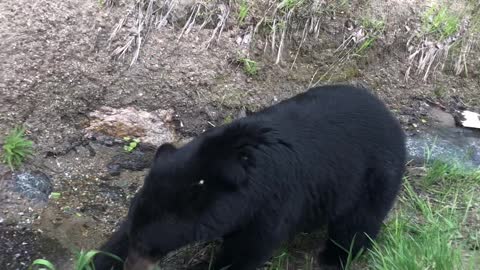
[123,136,140,153]
[29,250,122,270]
[238,58,258,76]
[30,259,55,270]
[2,126,34,170]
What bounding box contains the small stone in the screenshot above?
[107,163,121,176]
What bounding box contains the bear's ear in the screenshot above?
[154,143,176,160]
[202,122,275,189]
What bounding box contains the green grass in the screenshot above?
[367,159,479,270]
[263,155,479,270]
[422,5,461,40]
[268,249,290,270]
[421,160,480,188]
[279,0,304,12]
[368,180,467,270]
[2,126,34,170]
[238,58,258,76]
[237,1,249,24]
[29,250,122,270]
[356,18,385,54]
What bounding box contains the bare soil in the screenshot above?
[0,0,479,269]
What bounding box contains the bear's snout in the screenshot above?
[123,250,156,270]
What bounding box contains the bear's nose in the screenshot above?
[123,251,156,270]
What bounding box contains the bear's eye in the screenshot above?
[198,179,205,185]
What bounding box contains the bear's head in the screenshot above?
[123,123,275,270]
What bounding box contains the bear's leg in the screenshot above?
[318,208,384,269]
[212,225,283,270]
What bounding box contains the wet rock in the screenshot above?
[428,107,455,128]
[1,171,53,204]
[406,127,480,168]
[85,106,176,146]
[0,170,53,228]
[106,144,156,175]
[89,133,124,146]
[13,172,53,202]
[106,163,122,176]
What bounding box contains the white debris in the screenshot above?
[460,111,480,129]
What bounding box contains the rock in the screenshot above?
[14,172,53,203]
[170,0,196,24]
[106,144,157,175]
[428,107,456,128]
[236,107,247,119]
[85,106,176,146]
[106,163,122,176]
[0,170,53,229]
[1,171,53,204]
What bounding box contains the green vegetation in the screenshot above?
[237,1,249,24]
[238,58,258,76]
[265,155,479,270]
[368,180,473,270]
[123,136,140,153]
[2,127,34,170]
[268,250,290,270]
[367,157,479,270]
[49,192,61,200]
[356,18,385,54]
[422,5,461,40]
[279,0,304,12]
[421,160,480,188]
[223,114,233,125]
[29,250,122,270]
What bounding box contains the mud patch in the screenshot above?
[0,227,70,270]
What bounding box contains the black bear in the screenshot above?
[93,84,406,270]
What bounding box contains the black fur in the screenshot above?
[93,85,406,270]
